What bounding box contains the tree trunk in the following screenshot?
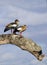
[0,34,45,61]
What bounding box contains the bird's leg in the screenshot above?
[11,29,12,33]
[13,29,16,34]
[20,32,23,37]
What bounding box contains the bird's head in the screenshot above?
[15,19,19,25]
[23,25,27,29]
[24,25,27,27]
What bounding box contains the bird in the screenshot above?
[13,25,27,36]
[4,19,19,33]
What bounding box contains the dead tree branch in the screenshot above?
[0,34,45,61]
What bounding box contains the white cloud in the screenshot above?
[0,5,47,26]
[0,0,47,26]
[0,0,46,11]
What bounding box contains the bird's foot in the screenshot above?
[20,35,23,38]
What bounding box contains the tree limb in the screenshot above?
[0,34,45,61]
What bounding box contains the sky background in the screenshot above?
[0,0,47,65]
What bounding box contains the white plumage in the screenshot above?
[11,24,17,27]
[17,28,22,30]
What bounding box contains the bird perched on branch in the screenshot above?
[13,25,27,37]
[4,19,19,33]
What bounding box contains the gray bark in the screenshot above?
[0,34,45,61]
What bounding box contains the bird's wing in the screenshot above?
[17,27,22,30]
[6,22,15,27]
[10,24,17,27]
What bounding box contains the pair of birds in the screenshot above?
[4,19,27,36]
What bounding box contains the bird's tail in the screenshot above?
[4,27,10,32]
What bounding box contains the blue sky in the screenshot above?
[0,0,47,65]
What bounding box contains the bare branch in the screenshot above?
[0,34,45,61]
